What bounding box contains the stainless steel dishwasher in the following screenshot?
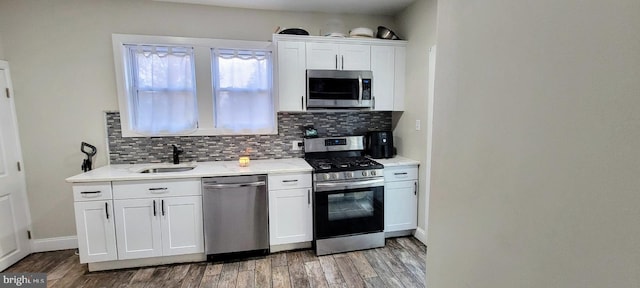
[202,175,269,260]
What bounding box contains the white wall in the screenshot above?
[429,0,640,287]
[0,0,396,240]
[393,0,438,240]
[0,32,4,59]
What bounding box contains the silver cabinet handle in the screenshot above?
[161,200,165,216]
[414,181,417,195]
[335,54,338,69]
[153,200,157,216]
[203,181,266,189]
[307,189,311,205]
[105,202,109,220]
[342,55,344,70]
[301,96,304,110]
[282,179,298,183]
[394,172,408,176]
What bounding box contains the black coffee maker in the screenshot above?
[366,131,396,159]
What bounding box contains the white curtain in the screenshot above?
[213,49,274,133]
[127,45,198,135]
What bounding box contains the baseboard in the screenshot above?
[413,227,427,245]
[31,236,78,253]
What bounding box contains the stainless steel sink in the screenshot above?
[139,166,196,173]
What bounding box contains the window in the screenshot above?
[126,45,197,135]
[212,49,274,133]
[112,34,275,137]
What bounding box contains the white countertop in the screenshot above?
[66,158,313,183]
[66,156,420,183]
[372,156,420,167]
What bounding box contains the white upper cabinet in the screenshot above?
[371,46,395,111]
[340,44,371,71]
[306,42,370,71]
[393,46,407,111]
[273,34,407,112]
[371,45,407,111]
[276,40,307,112]
[305,42,340,70]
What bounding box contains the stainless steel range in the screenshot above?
[304,136,385,256]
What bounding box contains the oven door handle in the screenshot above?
[315,178,384,192]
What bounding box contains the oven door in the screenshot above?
[314,180,384,239]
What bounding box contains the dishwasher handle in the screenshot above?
[203,181,266,189]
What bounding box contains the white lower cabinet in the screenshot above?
[74,200,117,263]
[113,198,162,260]
[114,195,204,260]
[161,196,204,256]
[268,173,312,246]
[384,166,419,233]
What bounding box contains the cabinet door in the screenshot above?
[114,199,162,260]
[161,196,204,256]
[306,42,340,70]
[269,188,313,245]
[340,44,371,71]
[277,41,307,111]
[393,46,407,111]
[384,180,418,232]
[371,45,395,111]
[74,201,117,263]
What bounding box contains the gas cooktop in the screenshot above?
[306,157,383,173]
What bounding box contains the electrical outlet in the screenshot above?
[292,140,303,151]
[415,120,421,131]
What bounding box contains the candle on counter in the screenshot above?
[238,156,250,167]
[238,147,252,167]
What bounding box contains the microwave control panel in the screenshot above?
[362,79,372,100]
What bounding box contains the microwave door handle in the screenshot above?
[358,75,363,104]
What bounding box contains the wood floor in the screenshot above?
[3,237,426,288]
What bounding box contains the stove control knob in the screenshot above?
[323,174,331,180]
[371,170,377,176]
[346,172,354,179]
[332,173,340,179]
[362,171,368,177]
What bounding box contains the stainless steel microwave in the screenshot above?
[306,70,373,109]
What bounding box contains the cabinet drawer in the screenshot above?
[268,173,312,190]
[384,166,418,182]
[73,182,113,202]
[113,179,201,200]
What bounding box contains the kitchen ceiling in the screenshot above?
[154,0,415,16]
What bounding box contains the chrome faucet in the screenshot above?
[172,145,184,164]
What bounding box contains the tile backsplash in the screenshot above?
[106,111,392,164]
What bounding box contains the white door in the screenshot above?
[269,188,312,245]
[371,45,395,111]
[161,196,204,256]
[114,198,162,260]
[340,44,371,71]
[384,180,418,232]
[306,42,340,70]
[74,201,117,263]
[277,41,307,111]
[0,62,31,271]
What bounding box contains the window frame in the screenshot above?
[112,34,276,137]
